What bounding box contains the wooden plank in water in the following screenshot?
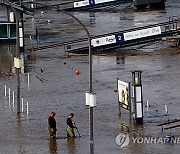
[157,119,180,126]
[164,124,180,130]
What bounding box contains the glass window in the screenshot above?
[10,24,16,38]
[0,25,8,38]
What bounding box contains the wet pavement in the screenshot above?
[0,0,180,154]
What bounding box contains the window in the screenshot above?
[10,24,16,38]
[0,25,8,38]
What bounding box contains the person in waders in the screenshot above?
[66,113,76,138]
[48,112,57,139]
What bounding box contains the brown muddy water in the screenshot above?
[0,0,180,154]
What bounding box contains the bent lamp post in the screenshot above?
[26,2,95,153]
[54,7,95,154]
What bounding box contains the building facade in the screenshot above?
[0,1,23,44]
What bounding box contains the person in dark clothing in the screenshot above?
[48,112,57,139]
[66,113,76,137]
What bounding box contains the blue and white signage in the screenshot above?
[74,0,116,7]
[91,35,116,47]
[115,33,124,43]
[94,0,116,4]
[73,0,90,8]
[124,26,161,41]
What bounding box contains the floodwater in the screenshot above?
[0,0,180,154]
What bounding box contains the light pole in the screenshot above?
[6,0,21,113]
[54,7,94,154]
[30,3,94,153]
[55,8,94,154]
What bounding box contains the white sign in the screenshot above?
[0,6,8,22]
[9,12,15,22]
[136,103,142,118]
[73,0,89,8]
[136,87,142,102]
[14,57,22,68]
[124,26,161,41]
[118,80,129,106]
[95,0,116,4]
[91,35,116,47]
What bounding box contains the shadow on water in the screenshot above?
[16,113,26,154]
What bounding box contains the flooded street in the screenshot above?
[0,0,180,153]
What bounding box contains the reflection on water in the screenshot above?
[89,12,96,25]
[16,113,22,126]
[67,138,76,154]
[16,113,26,154]
[0,45,15,75]
[49,139,58,154]
[116,56,125,64]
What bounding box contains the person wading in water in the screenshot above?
[66,113,77,138]
[48,112,57,139]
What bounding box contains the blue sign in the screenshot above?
[115,33,124,43]
[89,0,95,5]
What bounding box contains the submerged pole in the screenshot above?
[4,85,7,97]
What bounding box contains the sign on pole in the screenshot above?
[117,79,129,110]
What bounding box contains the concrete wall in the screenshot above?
[133,0,148,6]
